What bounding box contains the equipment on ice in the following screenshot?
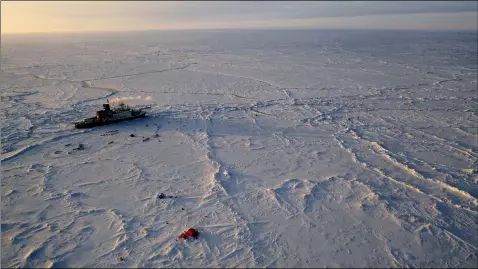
[179,228,199,239]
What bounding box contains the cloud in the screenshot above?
[77,1,476,20]
[56,1,477,21]
[2,1,477,33]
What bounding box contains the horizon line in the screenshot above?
[3,27,477,36]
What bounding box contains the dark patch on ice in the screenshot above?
[30,163,43,170]
[101,130,119,136]
[1,222,18,231]
[24,246,43,261]
[73,144,85,150]
[68,192,88,199]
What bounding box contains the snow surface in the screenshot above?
[1,30,477,268]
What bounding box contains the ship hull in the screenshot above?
[74,112,146,129]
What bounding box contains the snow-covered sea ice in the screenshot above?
[1,29,477,268]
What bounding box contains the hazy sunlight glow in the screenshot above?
[2,1,477,34]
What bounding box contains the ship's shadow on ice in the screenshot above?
[120,113,262,137]
[117,109,332,140]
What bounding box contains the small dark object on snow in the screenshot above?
[158,139,162,142]
[146,124,149,127]
[108,141,114,144]
[74,144,85,150]
[101,130,119,136]
[130,134,135,137]
[65,143,71,147]
[54,151,62,154]
[154,134,160,138]
[119,257,124,261]
[166,222,169,224]
[181,208,185,210]
[179,228,199,240]
[157,193,174,199]
[143,137,150,142]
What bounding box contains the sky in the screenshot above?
[2,1,477,34]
